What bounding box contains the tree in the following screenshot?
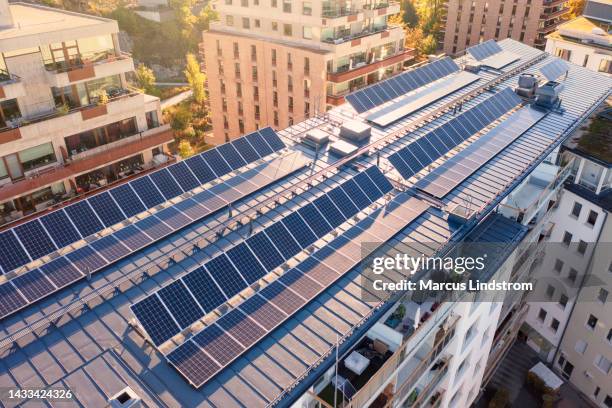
[402,0,419,28]
[421,35,438,55]
[566,0,586,19]
[170,106,193,131]
[196,4,219,31]
[135,64,158,95]
[184,53,206,104]
[178,139,194,158]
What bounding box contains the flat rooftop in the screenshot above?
[0,39,611,408]
[547,16,611,49]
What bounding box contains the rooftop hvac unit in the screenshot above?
[301,128,329,149]
[535,81,563,109]
[515,74,538,99]
[339,120,371,144]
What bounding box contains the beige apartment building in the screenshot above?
[442,0,570,55]
[201,0,415,143]
[0,2,173,227]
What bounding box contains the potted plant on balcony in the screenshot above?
[95,89,109,105]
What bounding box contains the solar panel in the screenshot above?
[64,200,104,238]
[184,155,217,185]
[109,184,146,218]
[90,235,130,262]
[467,39,503,61]
[155,206,191,229]
[264,222,302,259]
[239,294,286,330]
[167,340,221,387]
[129,176,165,208]
[346,57,460,113]
[65,245,107,274]
[416,106,546,198]
[201,149,232,177]
[281,212,317,248]
[258,127,285,151]
[192,324,244,365]
[231,136,260,163]
[174,198,209,220]
[158,280,203,329]
[341,179,371,209]
[297,203,332,237]
[259,281,306,315]
[540,59,569,81]
[112,224,152,251]
[245,231,285,271]
[365,166,394,194]
[226,243,267,283]
[182,266,227,312]
[326,187,360,219]
[216,308,266,348]
[245,131,274,157]
[217,143,247,169]
[0,282,27,318]
[12,269,55,302]
[204,254,247,298]
[149,168,184,200]
[40,210,81,248]
[131,295,181,346]
[39,256,83,288]
[14,220,57,260]
[88,192,126,227]
[168,161,201,192]
[353,172,383,202]
[0,230,30,273]
[313,194,346,228]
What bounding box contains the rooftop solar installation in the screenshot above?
[466,39,503,61]
[540,58,569,81]
[416,106,547,198]
[130,166,393,346]
[345,57,460,113]
[367,71,481,126]
[388,87,522,179]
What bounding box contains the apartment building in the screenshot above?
[0,2,173,227]
[545,0,611,75]
[441,0,570,55]
[201,0,415,144]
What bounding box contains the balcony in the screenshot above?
[45,52,134,88]
[0,124,174,203]
[537,21,562,34]
[0,71,25,101]
[322,6,359,18]
[327,49,415,82]
[542,0,567,8]
[363,1,401,18]
[540,7,569,20]
[322,24,392,45]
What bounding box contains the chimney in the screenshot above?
[0,0,13,28]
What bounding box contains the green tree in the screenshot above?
[178,139,194,158]
[196,3,219,31]
[170,106,193,131]
[184,53,206,104]
[402,0,419,28]
[135,64,158,95]
[566,0,586,18]
[421,34,438,55]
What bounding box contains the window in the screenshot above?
[19,143,57,171]
[239,119,244,133]
[254,0,259,4]
[554,48,571,61]
[233,42,239,58]
[550,318,560,332]
[287,52,293,69]
[594,355,611,374]
[562,231,572,246]
[283,0,291,12]
[559,294,568,309]
[236,82,242,97]
[568,268,578,283]
[583,54,589,67]
[145,110,159,128]
[252,66,258,81]
[273,91,278,107]
[304,57,310,75]
[242,18,250,29]
[303,26,312,39]
[288,96,293,113]
[598,59,612,74]
[287,75,293,92]
[271,0,277,6]
[273,111,279,126]
[538,308,547,322]
[283,24,292,36]
[586,314,598,330]
[304,101,310,116]
[554,259,564,273]
[575,340,587,354]
[254,104,260,120]
[598,288,608,304]
[226,15,234,26]
[272,21,278,31]
[577,240,587,255]
[253,86,259,101]
[255,19,261,28]
[303,1,312,15]
[241,0,248,5]
[234,62,241,78]
[571,202,582,218]
[0,98,21,127]
[546,285,555,298]
[587,210,598,226]
[271,49,277,66]
[251,45,257,61]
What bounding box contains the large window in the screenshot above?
[18,143,57,171]
[40,35,115,71]
[52,74,123,109]
[64,117,137,156]
[0,98,21,128]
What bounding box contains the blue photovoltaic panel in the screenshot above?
[182,266,227,312]
[135,216,173,240]
[281,212,317,248]
[298,203,332,237]
[258,127,285,151]
[245,231,285,271]
[40,210,81,248]
[158,280,203,329]
[39,256,82,288]
[155,206,191,230]
[130,176,166,208]
[353,172,383,202]
[64,200,104,238]
[245,132,274,157]
[0,282,27,318]
[313,194,346,228]
[65,245,107,273]
[167,341,221,387]
[540,59,569,81]
[192,324,244,366]
[185,155,217,185]
[131,295,181,346]
[112,224,152,251]
[231,137,260,163]
[216,308,266,348]
[168,161,201,192]
[149,168,184,200]
[326,187,359,218]
[341,179,371,209]
[0,230,30,273]
[109,184,146,218]
[201,149,232,177]
[239,294,286,330]
[217,143,247,169]
[88,192,126,227]
[174,199,209,221]
[365,166,394,194]
[467,40,503,61]
[264,222,301,259]
[204,254,247,298]
[259,281,306,315]
[226,243,267,283]
[14,220,56,260]
[12,269,54,302]
[191,190,227,213]
[90,235,130,262]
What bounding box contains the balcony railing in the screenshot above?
[322,24,393,44]
[540,7,569,20]
[44,51,131,74]
[322,6,358,18]
[327,49,415,82]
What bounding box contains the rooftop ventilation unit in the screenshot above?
[515,74,538,99]
[535,81,563,109]
[329,139,359,157]
[301,128,329,149]
[339,120,371,144]
[109,387,142,408]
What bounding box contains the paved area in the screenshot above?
[489,341,541,403]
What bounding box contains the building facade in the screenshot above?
[0,2,173,227]
[201,0,415,144]
[441,0,570,55]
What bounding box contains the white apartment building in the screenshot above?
[0,2,173,227]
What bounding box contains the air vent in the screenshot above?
[109,387,142,408]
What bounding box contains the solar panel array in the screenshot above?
[540,59,569,81]
[0,128,284,275]
[345,57,460,113]
[388,87,522,179]
[416,106,547,198]
[130,166,393,346]
[466,40,503,61]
